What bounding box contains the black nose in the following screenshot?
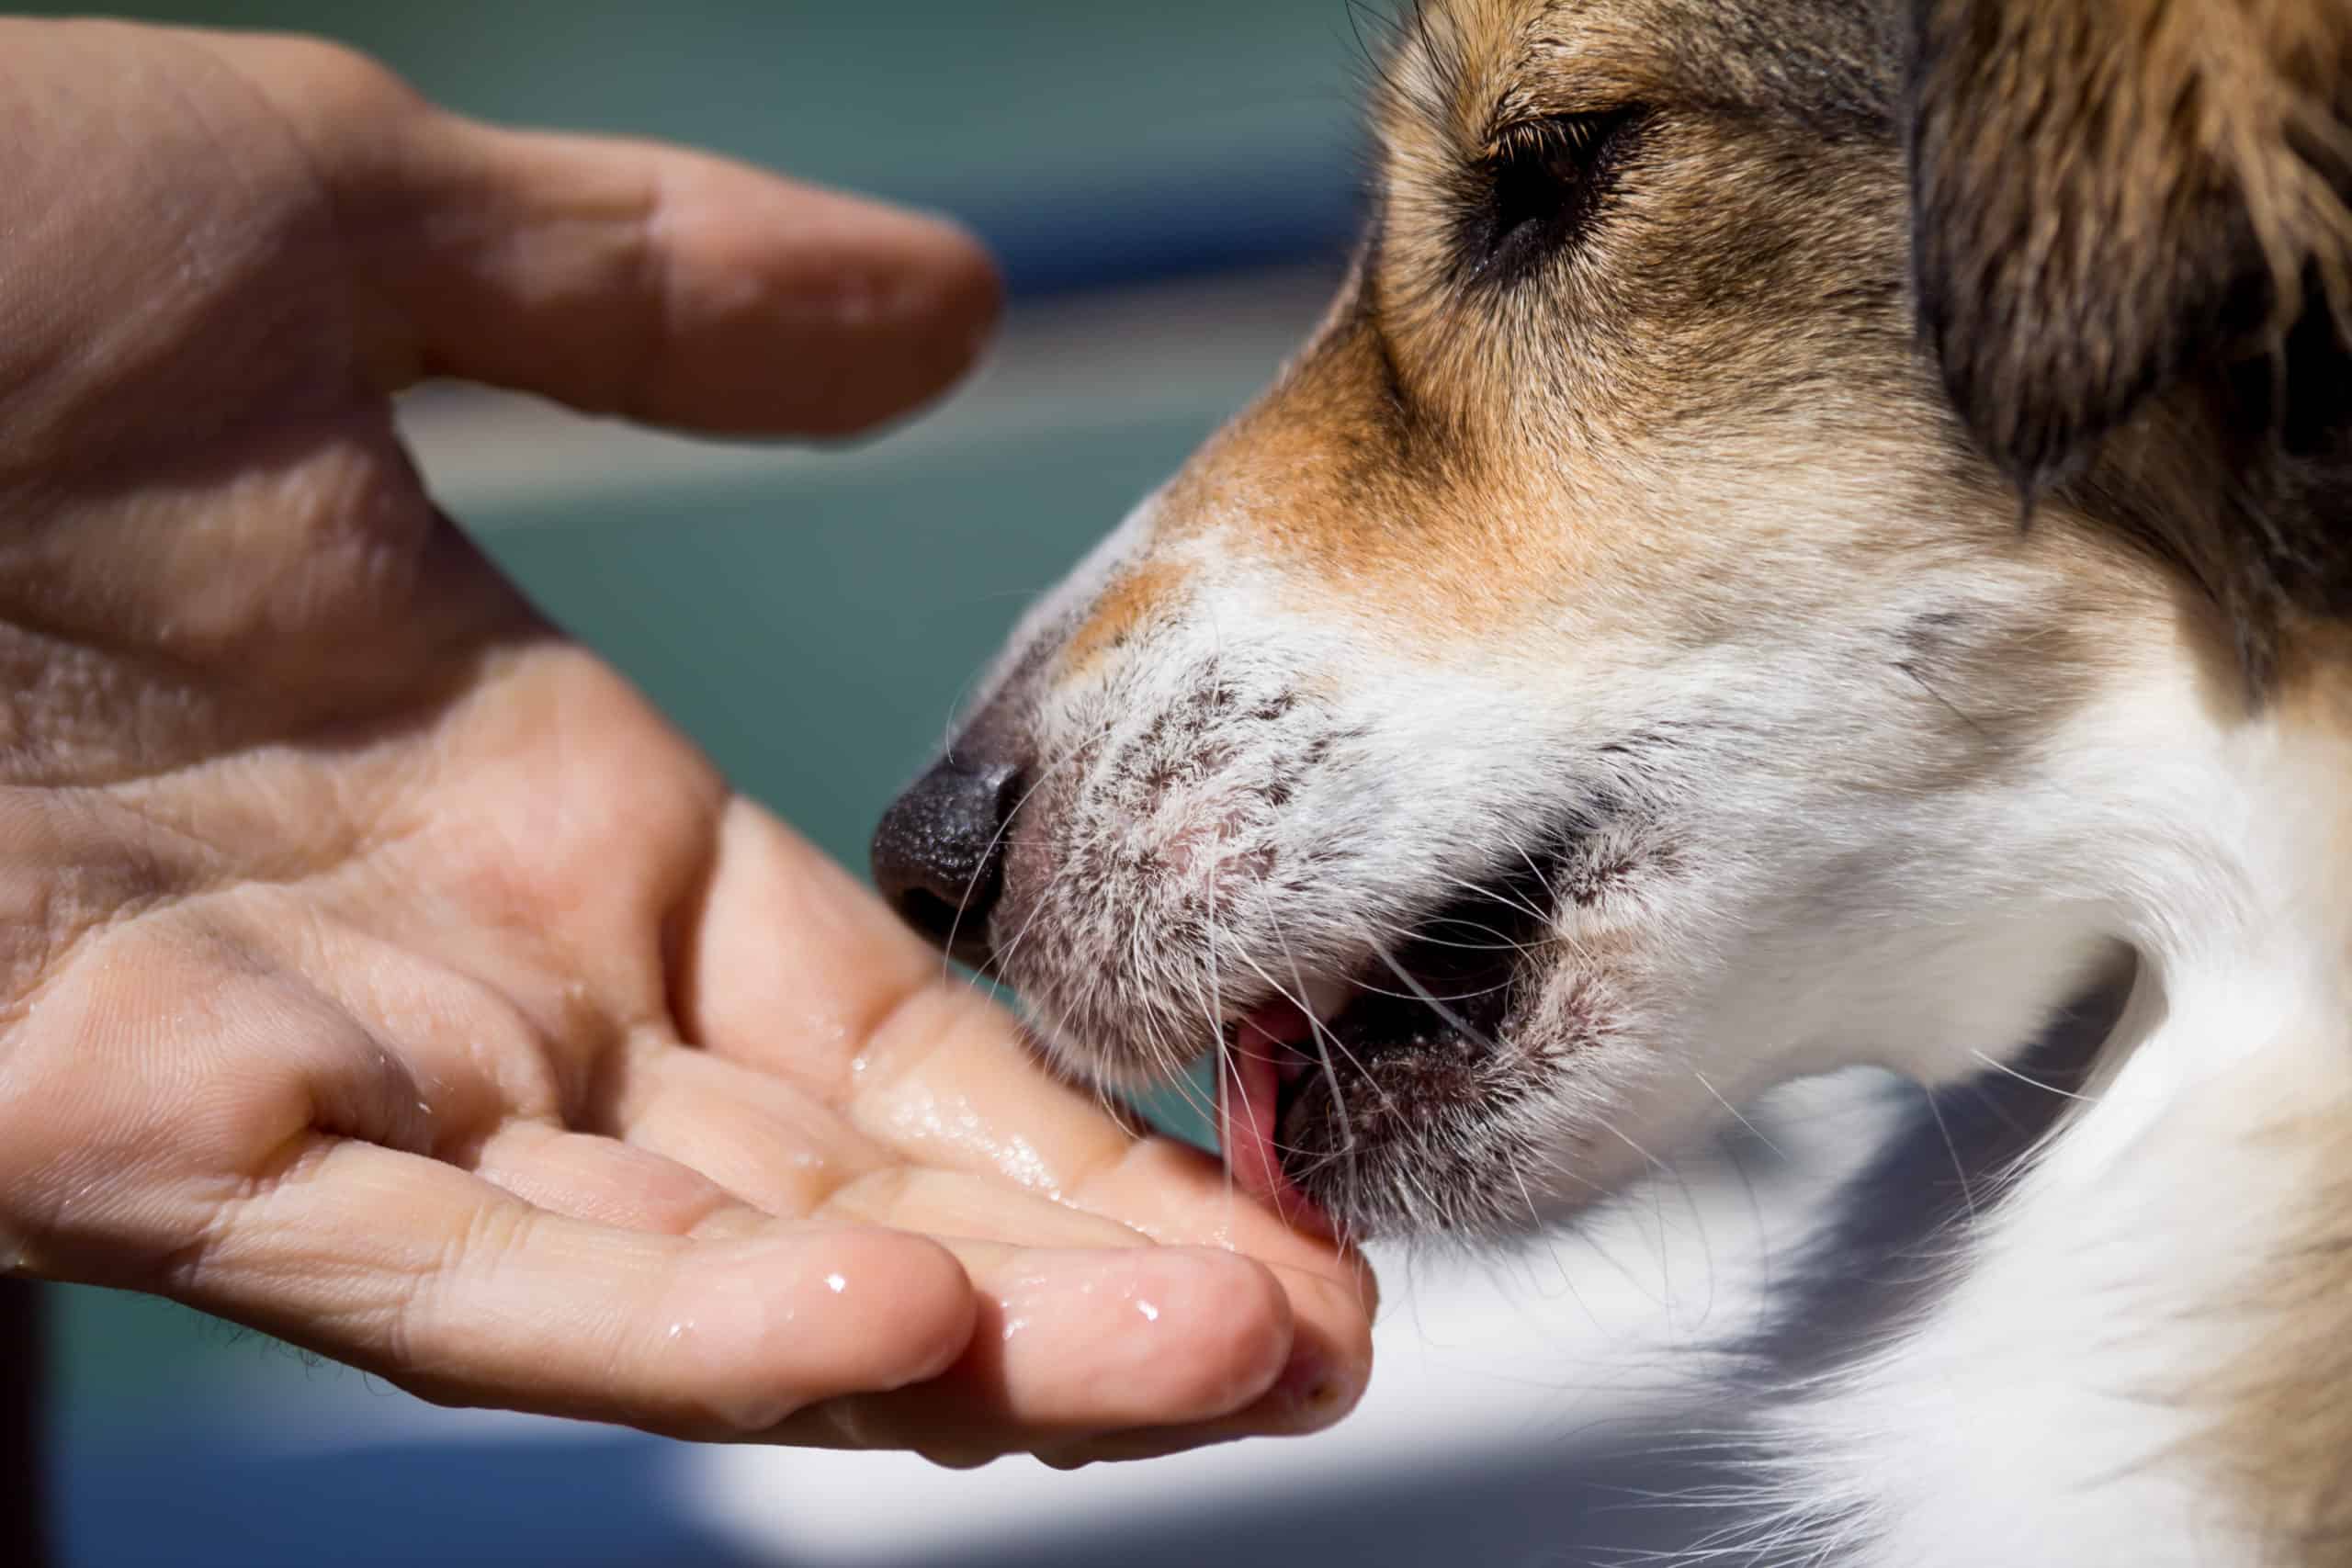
[871,756,1023,965]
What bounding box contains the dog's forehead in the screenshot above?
[1384,0,1894,152]
[1033,0,1923,664]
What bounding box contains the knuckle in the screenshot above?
[690,1381,805,1439]
[141,1188,249,1301]
[266,35,425,124]
[388,1199,538,1368]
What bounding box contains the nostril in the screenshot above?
[871,756,1023,964]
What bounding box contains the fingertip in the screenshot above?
[355,109,1009,438]
[669,1226,978,1434]
[1268,1329,1371,1433]
[1252,1264,1376,1435]
[802,1227,979,1393]
[1045,1263,1374,1463]
[973,1245,1292,1432]
[1147,1246,1296,1419]
[770,199,1005,440]
[910,208,1005,365]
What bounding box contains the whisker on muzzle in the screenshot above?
[934,717,1114,985]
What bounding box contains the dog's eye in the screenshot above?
[1467,108,1644,286]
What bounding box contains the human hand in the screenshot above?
[0,20,1373,1467]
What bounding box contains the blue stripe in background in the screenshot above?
[970,157,1363,299]
[60,1430,751,1568]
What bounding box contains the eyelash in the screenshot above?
[1464,107,1645,287]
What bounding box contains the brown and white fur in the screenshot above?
[876,2,2352,1561]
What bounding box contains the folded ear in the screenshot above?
[1905,0,2352,496]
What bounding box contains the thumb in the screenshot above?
[203,29,1004,437]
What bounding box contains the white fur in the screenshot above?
[1750,645,2352,1566]
[980,491,2352,1561]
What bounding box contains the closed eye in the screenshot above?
[1461,107,1647,287]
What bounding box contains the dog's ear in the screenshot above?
[1905,0,2352,497]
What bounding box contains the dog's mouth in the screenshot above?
[1213,852,1559,1237]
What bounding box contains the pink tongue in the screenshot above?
[1219,1002,1338,1240]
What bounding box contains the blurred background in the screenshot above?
[15,5,1873,1564]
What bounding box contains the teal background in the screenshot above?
[29,0,1364,202]
[26,0,1376,294]
[481,419,1204,886]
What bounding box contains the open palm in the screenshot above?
[0,20,1370,1468]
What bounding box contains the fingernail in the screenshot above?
[1269,1348,1358,1428]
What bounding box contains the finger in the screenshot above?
[661,799,1380,1445]
[672,796,979,1092]
[843,976,1147,1197]
[171,1134,978,1438]
[820,1168,1146,1251]
[388,120,1005,436]
[599,1038,900,1218]
[677,799,1126,1164]
[1032,1255,1375,1464]
[671,799,1379,1391]
[1067,1136,1376,1288]
[840,969,1375,1295]
[198,31,1002,436]
[602,1036,1146,1247]
[766,1243,1300,1461]
[598,1045,1351,1455]
[1056,1139,1380,1443]
[464,1121,766,1240]
[605,1031,1127,1235]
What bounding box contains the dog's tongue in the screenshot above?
[1220,1001,1338,1240]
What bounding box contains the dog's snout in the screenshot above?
[871,755,1023,965]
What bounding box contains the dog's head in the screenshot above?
[876,0,2352,1240]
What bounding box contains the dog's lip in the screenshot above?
[1204,842,1573,1220]
[1211,931,1509,1235]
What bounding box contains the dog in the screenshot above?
[872,2,2352,1562]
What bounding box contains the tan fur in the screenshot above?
[1914,0,2352,681]
[1061,559,1190,672]
[1913,0,2352,460]
[1110,1,1962,653]
[2195,651,2352,1562]
[2200,1109,2352,1563]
